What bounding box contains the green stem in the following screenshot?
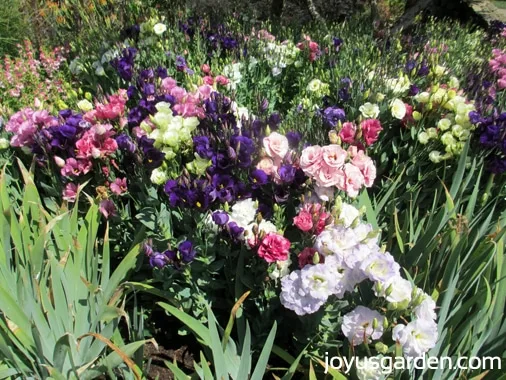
[482,173,496,206]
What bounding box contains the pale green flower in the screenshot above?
[359,102,380,119]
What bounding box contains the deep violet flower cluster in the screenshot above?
[111,47,137,81]
[145,240,197,269]
[472,110,506,173]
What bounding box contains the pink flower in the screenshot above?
[360,119,383,146]
[299,145,323,176]
[110,177,127,195]
[344,163,365,198]
[62,183,78,202]
[61,158,80,177]
[256,157,275,176]
[99,199,116,219]
[203,75,214,85]
[361,159,376,187]
[201,64,211,74]
[298,247,324,268]
[160,77,177,93]
[215,75,229,86]
[498,78,506,90]
[263,132,289,160]
[321,144,347,169]
[293,211,313,232]
[257,233,291,263]
[316,165,342,188]
[339,122,356,143]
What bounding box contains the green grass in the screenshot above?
[494,1,506,9]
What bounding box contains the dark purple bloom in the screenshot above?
[405,60,416,72]
[127,85,137,99]
[417,61,429,77]
[194,136,213,158]
[212,210,229,226]
[116,134,136,153]
[156,66,168,79]
[333,37,343,51]
[178,240,196,263]
[142,83,156,96]
[176,55,187,72]
[149,252,168,268]
[278,165,296,184]
[408,85,420,96]
[260,98,269,113]
[286,131,301,148]
[322,107,346,128]
[228,221,244,240]
[250,169,269,188]
[268,112,282,129]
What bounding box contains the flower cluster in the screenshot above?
[280,201,438,357]
[299,144,376,198]
[260,39,300,76]
[145,240,197,269]
[489,48,506,90]
[472,110,506,173]
[296,35,321,62]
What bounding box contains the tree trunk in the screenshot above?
[391,0,433,33]
[307,0,325,23]
[271,0,285,19]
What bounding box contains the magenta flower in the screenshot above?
[99,199,117,218]
[62,183,78,202]
[110,177,127,195]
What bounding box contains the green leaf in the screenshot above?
[158,302,211,346]
[251,321,277,380]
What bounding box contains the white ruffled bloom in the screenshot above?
[230,198,257,227]
[150,168,169,185]
[359,250,400,284]
[359,103,380,119]
[390,98,406,120]
[153,23,167,35]
[341,306,385,345]
[412,289,437,321]
[355,356,386,380]
[339,203,360,227]
[375,276,412,304]
[269,257,292,280]
[392,319,438,357]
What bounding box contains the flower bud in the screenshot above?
[328,130,339,144]
[375,342,389,354]
[372,318,379,330]
[0,138,10,150]
[385,283,394,297]
[383,317,389,330]
[54,156,65,167]
[312,251,321,264]
[413,111,422,121]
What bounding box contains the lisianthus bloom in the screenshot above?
[360,119,383,146]
[298,247,324,268]
[110,177,127,195]
[392,319,438,357]
[341,306,385,345]
[62,183,78,202]
[263,132,289,160]
[339,122,356,143]
[99,199,116,219]
[257,233,291,263]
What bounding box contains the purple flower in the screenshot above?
[99,200,116,219]
[127,85,137,99]
[116,134,136,153]
[149,252,168,268]
[212,210,229,226]
[228,221,244,240]
[250,169,269,188]
[178,240,196,263]
[408,84,420,96]
[176,55,187,72]
[194,136,213,158]
[286,131,301,148]
[156,66,168,79]
[142,242,154,257]
[333,37,343,51]
[278,165,296,184]
[322,106,346,128]
[268,112,282,129]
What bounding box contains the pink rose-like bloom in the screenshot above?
[498,78,506,90]
[298,247,324,268]
[215,75,229,86]
[344,163,365,198]
[62,183,78,202]
[256,157,275,176]
[263,132,289,160]
[203,75,214,85]
[361,158,376,187]
[321,144,347,169]
[293,210,313,232]
[160,77,177,93]
[339,122,356,143]
[201,64,211,74]
[110,177,127,195]
[316,165,342,188]
[360,119,383,146]
[299,145,323,176]
[99,199,116,219]
[315,211,331,235]
[257,233,291,263]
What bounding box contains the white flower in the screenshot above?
[307,79,323,93]
[437,118,452,131]
[77,99,93,112]
[418,132,429,144]
[0,138,9,150]
[360,250,400,284]
[314,226,360,255]
[280,263,339,315]
[150,168,169,185]
[230,198,257,227]
[386,76,411,94]
[153,23,167,35]
[412,289,437,321]
[392,319,438,357]
[339,203,360,227]
[272,67,282,76]
[269,257,292,280]
[433,65,448,77]
[359,103,380,119]
[375,276,412,304]
[429,151,443,163]
[341,306,385,345]
[355,356,386,380]
[415,92,430,103]
[390,99,406,120]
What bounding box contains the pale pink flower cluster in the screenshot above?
[75,123,118,160]
[490,49,506,90]
[5,108,57,147]
[160,77,214,118]
[257,132,296,184]
[299,144,376,198]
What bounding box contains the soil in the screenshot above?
[144,341,195,380]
